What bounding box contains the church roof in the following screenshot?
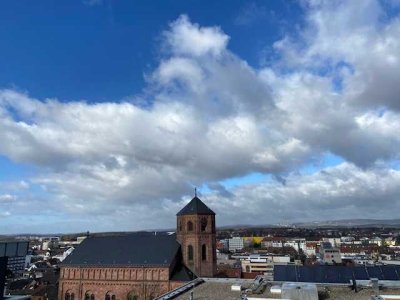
[176,196,215,216]
[61,233,180,267]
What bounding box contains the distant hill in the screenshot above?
[290,219,400,228]
[4,219,400,237]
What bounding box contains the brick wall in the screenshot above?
[176,214,217,277]
[58,266,184,300]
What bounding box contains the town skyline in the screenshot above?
[1,0,400,233]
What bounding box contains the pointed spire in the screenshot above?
[194,187,197,197]
[176,194,215,216]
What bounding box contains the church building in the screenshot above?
[58,195,216,300]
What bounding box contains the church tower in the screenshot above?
[176,193,216,277]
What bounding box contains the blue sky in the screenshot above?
[1,0,400,233]
[0,0,301,102]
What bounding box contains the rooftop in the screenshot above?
[176,196,215,216]
[62,232,180,267]
[173,281,400,300]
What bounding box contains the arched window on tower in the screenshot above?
[202,244,207,261]
[187,221,193,231]
[200,217,207,232]
[178,220,182,232]
[85,292,94,300]
[188,245,194,261]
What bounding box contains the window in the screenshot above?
[188,245,194,261]
[187,221,193,231]
[202,244,207,261]
[85,292,94,300]
[65,291,75,300]
[105,292,115,300]
[127,292,138,300]
[178,220,182,232]
[200,218,207,232]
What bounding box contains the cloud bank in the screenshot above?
[1,1,400,233]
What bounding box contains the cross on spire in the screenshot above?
[194,187,197,197]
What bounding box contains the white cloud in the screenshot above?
[207,163,400,225]
[0,194,16,202]
[273,0,400,111]
[164,15,229,57]
[0,211,11,217]
[1,4,400,232]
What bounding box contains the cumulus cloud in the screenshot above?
[1,3,400,232]
[273,0,400,111]
[207,163,400,225]
[0,194,16,202]
[163,15,229,57]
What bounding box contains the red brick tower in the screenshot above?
[176,193,216,277]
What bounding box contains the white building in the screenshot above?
[229,237,244,252]
[320,242,342,264]
[322,237,341,247]
[262,237,286,248]
[284,238,307,252]
[340,236,355,243]
[53,246,74,262]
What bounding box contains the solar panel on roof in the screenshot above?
[274,265,400,283]
[382,266,397,280]
[366,266,384,280]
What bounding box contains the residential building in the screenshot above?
[228,237,244,252]
[284,238,306,252]
[216,239,229,251]
[0,241,29,300]
[320,242,342,264]
[262,237,286,248]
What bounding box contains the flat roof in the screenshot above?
[0,242,29,257]
[173,281,400,300]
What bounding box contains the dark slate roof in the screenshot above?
[61,233,180,267]
[176,197,215,216]
[170,264,196,281]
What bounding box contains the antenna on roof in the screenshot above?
[194,187,197,197]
